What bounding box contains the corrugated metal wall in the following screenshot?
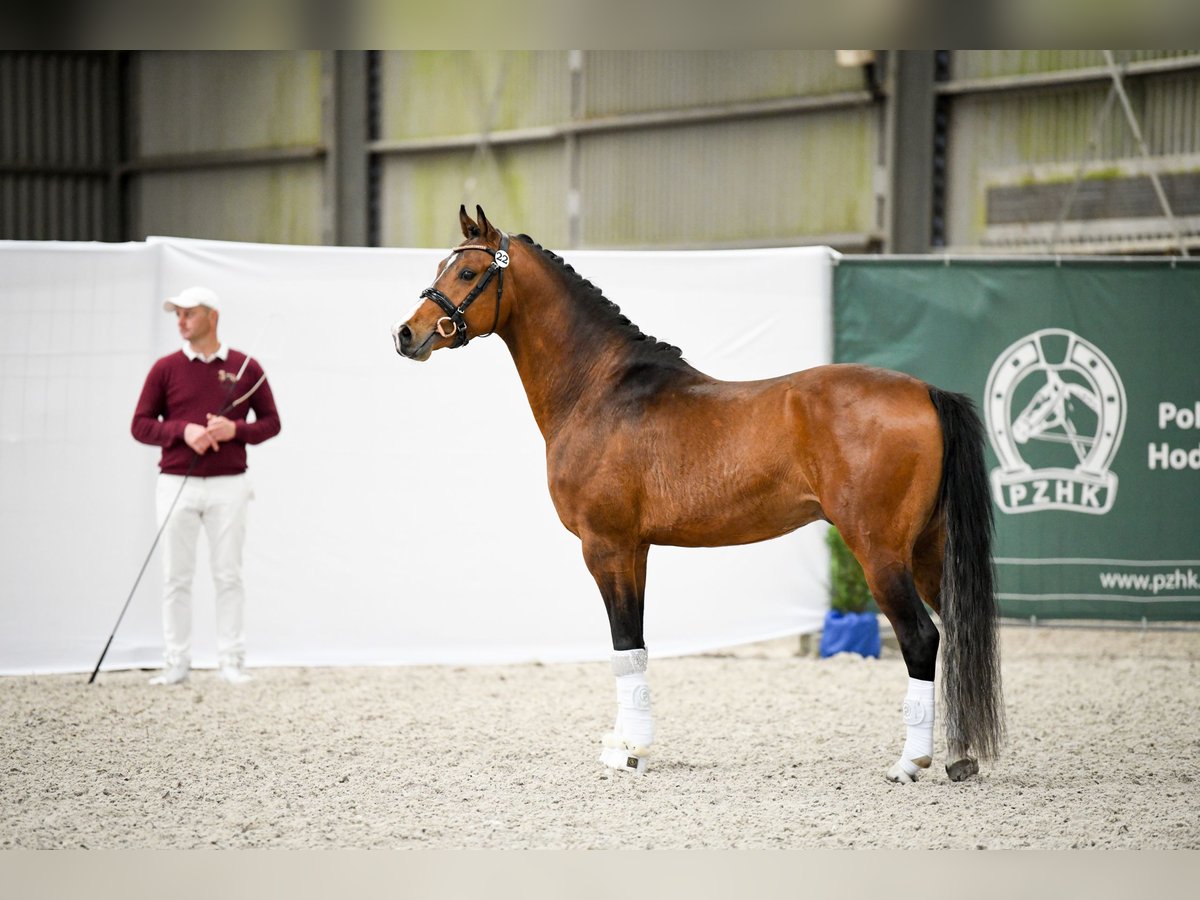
[575,52,876,248]
[941,50,1200,253]
[5,50,1199,254]
[376,51,572,248]
[0,52,121,242]
[380,51,570,140]
[373,50,881,250]
[582,51,863,114]
[132,51,326,245]
[577,108,876,248]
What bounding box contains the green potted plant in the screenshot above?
[819,526,881,658]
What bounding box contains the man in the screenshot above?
[131,286,281,685]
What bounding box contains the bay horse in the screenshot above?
[393,205,1004,783]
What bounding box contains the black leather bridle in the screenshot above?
[419,232,510,349]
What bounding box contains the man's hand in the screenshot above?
[184,422,219,455]
[205,414,237,443]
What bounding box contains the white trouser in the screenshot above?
[156,473,252,668]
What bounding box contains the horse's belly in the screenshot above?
[643,481,824,548]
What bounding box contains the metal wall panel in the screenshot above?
[9,50,1200,254]
[583,51,864,116]
[0,52,117,241]
[379,51,571,141]
[0,176,108,242]
[374,51,880,249]
[0,53,106,164]
[136,163,324,245]
[952,50,1200,80]
[1145,71,1200,157]
[379,143,567,248]
[131,51,326,243]
[578,109,877,248]
[943,54,1200,252]
[136,51,323,155]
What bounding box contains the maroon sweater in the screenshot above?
[131,348,281,476]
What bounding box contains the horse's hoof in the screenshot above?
[945,757,979,782]
[885,761,917,784]
[600,745,649,775]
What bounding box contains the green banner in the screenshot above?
[834,258,1200,621]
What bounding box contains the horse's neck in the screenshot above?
[498,280,625,442]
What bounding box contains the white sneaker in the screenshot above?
[218,664,252,685]
[149,663,189,686]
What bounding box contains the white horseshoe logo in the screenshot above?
[984,328,1126,515]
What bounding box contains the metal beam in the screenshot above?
[323,51,369,247]
[937,54,1200,96]
[368,90,876,157]
[565,49,583,248]
[118,145,325,175]
[0,162,110,176]
[885,51,936,254]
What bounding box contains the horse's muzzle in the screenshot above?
[392,322,433,361]
[393,322,412,355]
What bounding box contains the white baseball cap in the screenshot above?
[163,286,220,313]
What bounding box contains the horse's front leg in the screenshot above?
[581,538,654,775]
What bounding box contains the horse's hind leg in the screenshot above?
[581,538,654,775]
[847,546,941,784]
[877,568,941,784]
[912,523,982,782]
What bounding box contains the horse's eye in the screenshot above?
[459,269,476,281]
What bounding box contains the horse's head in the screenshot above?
[1011,369,1066,444]
[393,205,512,361]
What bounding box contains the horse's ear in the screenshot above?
[476,205,499,241]
[459,204,481,239]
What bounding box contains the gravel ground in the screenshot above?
[2,625,1197,849]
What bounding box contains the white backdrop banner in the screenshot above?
[0,236,836,675]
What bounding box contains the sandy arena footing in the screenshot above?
[2,625,1197,849]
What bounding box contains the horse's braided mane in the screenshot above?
[516,234,685,362]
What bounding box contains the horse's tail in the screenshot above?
[928,386,1006,761]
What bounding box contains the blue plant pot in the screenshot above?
[818,609,881,659]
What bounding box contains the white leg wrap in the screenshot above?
[887,678,935,783]
[600,649,654,774]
